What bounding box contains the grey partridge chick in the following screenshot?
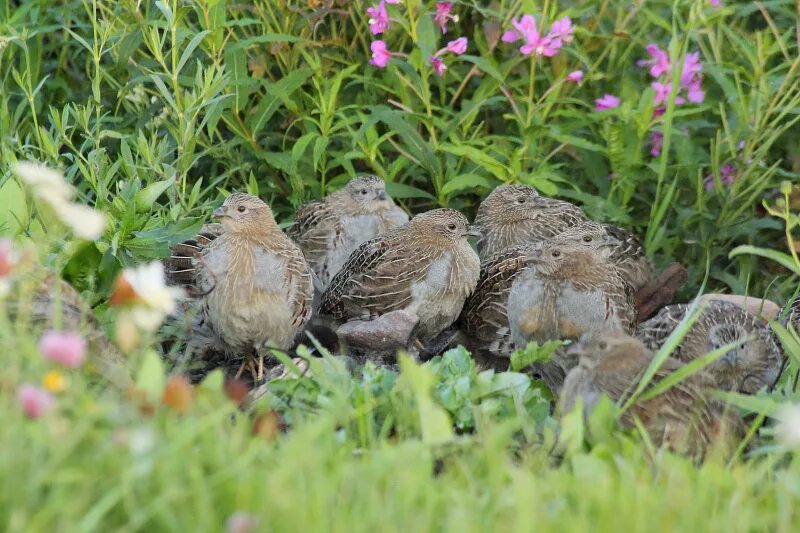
[473,184,588,260]
[286,175,409,287]
[320,209,480,349]
[164,223,224,288]
[559,331,744,460]
[192,193,314,379]
[507,241,635,392]
[636,300,783,394]
[458,221,622,363]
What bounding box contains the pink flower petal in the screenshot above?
[366,1,390,35]
[18,384,55,419]
[566,70,584,83]
[595,94,620,110]
[430,56,447,76]
[446,37,468,55]
[39,330,86,368]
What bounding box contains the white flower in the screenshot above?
[12,161,107,240]
[774,403,800,449]
[0,239,20,297]
[112,262,183,332]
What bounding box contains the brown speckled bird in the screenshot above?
[320,208,480,344]
[473,184,588,260]
[507,241,635,392]
[458,221,623,362]
[286,175,409,287]
[636,300,783,394]
[559,331,744,460]
[177,193,314,379]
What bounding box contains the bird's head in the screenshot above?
[475,184,543,227]
[341,175,394,214]
[523,241,605,281]
[551,221,620,255]
[410,208,480,245]
[212,193,277,233]
[567,331,650,370]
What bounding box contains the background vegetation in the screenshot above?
[1,0,800,530]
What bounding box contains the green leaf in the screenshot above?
[399,354,454,445]
[224,46,251,113]
[385,182,437,201]
[177,30,210,74]
[460,55,504,83]
[415,12,437,60]
[0,179,29,235]
[134,176,175,212]
[729,245,800,276]
[440,143,509,180]
[441,173,493,196]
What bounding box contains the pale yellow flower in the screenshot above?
[12,161,107,240]
[774,403,800,449]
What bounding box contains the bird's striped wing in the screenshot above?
[320,231,430,320]
[164,223,224,287]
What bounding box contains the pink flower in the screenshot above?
[595,94,620,110]
[385,0,401,3]
[704,164,738,190]
[566,70,584,83]
[652,82,684,105]
[39,330,87,368]
[370,40,392,68]
[367,1,389,35]
[434,3,458,34]
[446,37,468,55]
[18,384,55,419]
[709,0,722,6]
[686,78,705,103]
[548,17,574,47]
[503,15,559,57]
[640,44,670,78]
[430,56,447,76]
[226,513,260,533]
[680,52,702,88]
[650,131,664,157]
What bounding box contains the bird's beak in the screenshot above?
[212,206,226,219]
[523,247,543,263]
[462,225,482,238]
[603,234,620,246]
[376,190,387,200]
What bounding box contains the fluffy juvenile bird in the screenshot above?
[636,300,783,394]
[458,221,622,362]
[286,175,409,287]
[320,208,480,345]
[473,184,588,260]
[176,193,314,380]
[507,240,635,391]
[559,331,744,460]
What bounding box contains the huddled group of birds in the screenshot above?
[165,175,799,458]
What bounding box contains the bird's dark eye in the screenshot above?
[583,235,593,242]
[552,250,561,257]
[516,197,526,204]
[597,342,608,350]
[237,205,246,213]
[361,189,368,195]
[447,223,457,231]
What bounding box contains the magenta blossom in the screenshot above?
[566,70,584,83]
[502,15,559,57]
[639,44,670,78]
[370,40,392,68]
[686,78,704,103]
[548,17,574,47]
[680,52,702,87]
[446,37,468,55]
[39,330,87,368]
[650,131,664,157]
[709,0,722,6]
[430,56,447,76]
[385,0,401,3]
[595,94,620,111]
[367,1,389,35]
[18,384,55,419]
[704,164,738,190]
[434,3,458,34]
[652,82,684,106]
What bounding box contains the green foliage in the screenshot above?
[2,0,800,529]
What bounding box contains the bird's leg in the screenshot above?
[234,360,247,380]
[258,354,265,382]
